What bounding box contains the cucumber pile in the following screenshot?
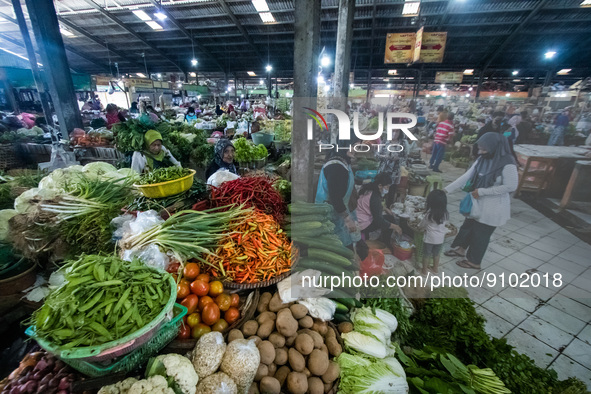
[286,202,356,278]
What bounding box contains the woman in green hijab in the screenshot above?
[131,129,181,174]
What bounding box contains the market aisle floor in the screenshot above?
[433,161,591,388]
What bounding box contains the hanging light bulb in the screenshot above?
[191,59,198,66]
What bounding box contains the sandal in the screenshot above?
[444,249,465,257]
[456,260,481,270]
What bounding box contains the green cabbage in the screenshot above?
[374,308,398,333]
[82,162,117,177]
[351,307,392,345]
[338,356,408,394]
[14,188,59,214]
[341,331,390,359]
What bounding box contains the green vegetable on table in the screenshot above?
[28,254,172,348]
[137,167,192,185]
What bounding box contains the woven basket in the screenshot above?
[163,289,260,354]
[0,144,23,170]
[222,269,292,290]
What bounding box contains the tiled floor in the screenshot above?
[433,162,591,388]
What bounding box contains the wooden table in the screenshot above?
[560,160,591,209]
[513,144,590,198]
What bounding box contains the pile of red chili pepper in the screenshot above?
[210,176,286,222]
[205,210,294,284]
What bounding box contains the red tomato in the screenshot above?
[196,273,210,283]
[202,303,221,326]
[191,323,211,339]
[176,282,190,299]
[198,296,214,312]
[190,280,209,297]
[224,307,240,324]
[183,263,200,280]
[186,312,201,328]
[215,294,232,312]
[230,294,240,308]
[181,294,198,314]
[177,323,191,339]
[208,281,224,297]
[166,262,180,274]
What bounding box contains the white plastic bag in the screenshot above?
[470,195,482,220]
[206,169,240,188]
[277,269,330,303]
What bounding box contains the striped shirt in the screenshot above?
[434,120,454,145]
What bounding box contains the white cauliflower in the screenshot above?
[98,377,139,394]
[129,375,174,394]
[146,354,199,394]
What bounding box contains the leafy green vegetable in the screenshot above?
[138,167,192,185]
[337,352,408,394]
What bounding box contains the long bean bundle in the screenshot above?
[29,255,171,348]
[123,205,253,263]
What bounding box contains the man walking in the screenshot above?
[430,113,455,173]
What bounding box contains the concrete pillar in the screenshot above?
[476,69,485,98]
[267,71,272,98]
[24,0,83,133]
[12,0,53,125]
[544,69,553,88]
[224,73,229,102]
[292,0,321,202]
[234,77,238,102]
[0,70,18,112]
[332,0,355,99]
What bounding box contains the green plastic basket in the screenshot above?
[38,303,186,377]
[26,275,177,363]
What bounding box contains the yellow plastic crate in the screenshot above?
[134,169,196,198]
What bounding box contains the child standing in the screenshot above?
[419,189,449,275]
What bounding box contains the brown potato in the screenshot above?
[248,382,260,394]
[274,365,291,386]
[287,372,308,394]
[325,326,336,339]
[325,337,342,357]
[307,377,324,394]
[337,322,353,334]
[249,335,262,346]
[260,376,281,394]
[258,340,276,365]
[312,320,328,336]
[323,382,332,393]
[307,349,329,376]
[276,309,298,337]
[228,329,244,342]
[242,320,259,337]
[298,329,323,349]
[294,334,314,356]
[257,320,275,339]
[321,362,340,384]
[298,316,314,329]
[255,364,269,382]
[257,311,277,325]
[288,348,306,372]
[269,332,286,348]
[268,292,287,312]
[258,292,273,313]
[267,363,277,377]
[302,368,311,378]
[289,304,308,319]
[285,335,297,347]
[319,344,328,356]
[274,347,288,366]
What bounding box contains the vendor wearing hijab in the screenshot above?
[205,139,239,179]
[443,133,518,270]
[215,105,225,116]
[185,107,198,124]
[131,129,181,174]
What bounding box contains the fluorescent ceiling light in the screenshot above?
[146,21,163,30]
[463,69,474,75]
[136,73,146,78]
[132,10,152,21]
[317,75,325,83]
[506,93,511,97]
[154,11,167,20]
[387,83,392,88]
[512,70,519,75]
[60,28,75,37]
[266,64,272,72]
[465,94,470,97]
[191,58,198,66]
[189,72,196,77]
[375,94,390,98]
[259,79,264,85]
[581,0,591,6]
[324,85,330,92]
[350,83,354,88]
[259,12,275,23]
[544,51,556,59]
[321,56,330,67]
[442,93,447,97]
[252,0,270,12]
[402,1,420,16]
[557,69,571,75]
[388,69,397,75]
[468,87,473,91]
[247,71,256,76]
[156,73,162,78]
[426,94,430,97]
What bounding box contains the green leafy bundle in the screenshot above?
[138,167,192,185]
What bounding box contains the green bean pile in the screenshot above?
[137,167,192,185]
[30,255,172,348]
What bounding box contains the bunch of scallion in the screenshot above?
[123,205,253,264]
[41,176,136,254]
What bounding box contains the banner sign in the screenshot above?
[384,33,416,64]
[435,72,464,84]
[419,32,447,63]
[413,27,423,64]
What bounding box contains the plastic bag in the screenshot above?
[298,298,337,321]
[278,269,331,303]
[360,249,385,277]
[122,244,169,271]
[470,195,482,220]
[207,169,240,188]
